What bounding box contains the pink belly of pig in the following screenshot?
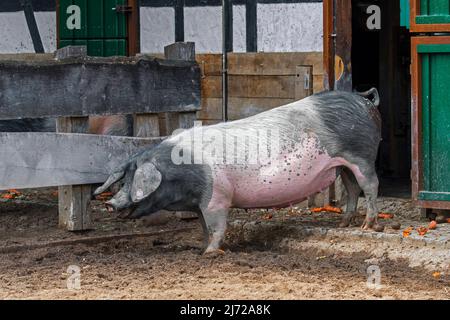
[207,142,338,210]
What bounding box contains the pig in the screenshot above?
[94,89,382,254]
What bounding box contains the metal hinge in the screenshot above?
[112,5,132,13]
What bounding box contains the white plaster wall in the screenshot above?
[257,3,323,52]
[184,6,222,53]
[233,5,246,53]
[140,7,175,53]
[0,11,56,54]
[35,12,57,53]
[183,5,246,53]
[0,3,323,54]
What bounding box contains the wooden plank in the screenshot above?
[0,56,201,120]
[198,97,295,121]
[196,52,324,76]
[295,66,313,100]
[0,133,162,190]
[323,0,335,90]
[133,114,160,138]
[202,75,296,99]
[334,0,352,91]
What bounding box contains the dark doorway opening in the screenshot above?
[351,0,411,198]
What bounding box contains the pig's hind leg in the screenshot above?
[347,164,380,230]
[199,207,229,255]
[339,167,361,228]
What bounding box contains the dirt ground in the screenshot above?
[0,188,448,300]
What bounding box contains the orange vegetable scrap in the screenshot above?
[447,218,450,224]
[324,206,342,214]
[7,189,21,195]
[378,212,394,219]
[1,189,22,200]
[263,213,273,220]
[428,221,437,230]
[417,227,428,236]
[311,206,342,214]
[432,272,441,279]
[402,227,413,238]
[96,192,113,201]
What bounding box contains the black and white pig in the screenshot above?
[94,89,382,254]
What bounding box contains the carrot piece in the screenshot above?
[402,227,413,238]
[428,221,437,230]
[417,227,428,236]
[378,212,394,219]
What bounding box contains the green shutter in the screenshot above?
[418,44,450,202]
[416,0,450,24]
[58,0,127,57]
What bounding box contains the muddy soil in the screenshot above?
[0,188,448,300]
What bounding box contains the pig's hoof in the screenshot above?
[339,218,353,228]
[361,219,382,232]
[203,248,225,256]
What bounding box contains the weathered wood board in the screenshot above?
[198,97,295,121]
[0,56,201,120]
[0,133,163,190]
[195,52,324,122]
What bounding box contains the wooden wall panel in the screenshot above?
[196,52,324,122]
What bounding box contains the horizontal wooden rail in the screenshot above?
[0,132,164,190]
[0,56,201,120]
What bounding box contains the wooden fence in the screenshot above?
[0,43,201,231]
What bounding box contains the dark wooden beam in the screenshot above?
[20,0,44,53]
[0,56,201,119]
[175,0,185,42]
[246,0,257,52]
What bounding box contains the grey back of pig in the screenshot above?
[95,89,382,254]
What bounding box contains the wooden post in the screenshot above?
[133,114,160,138]
[57,117,93,231]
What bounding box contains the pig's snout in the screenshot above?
[104,200,117,213]
[105,199,137,219]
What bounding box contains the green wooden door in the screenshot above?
[417,0,450,24]
[418,44,450,202]
[58,0,127,57]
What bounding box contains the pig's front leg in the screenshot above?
[199,207,229,255]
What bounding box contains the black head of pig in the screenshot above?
[93,156,163,218]
[93,147,212,219]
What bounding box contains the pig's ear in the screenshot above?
[130,162,162,202]
[93,170,125,196]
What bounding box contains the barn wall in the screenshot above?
[194,52,324,123]
[0,1,323,54]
